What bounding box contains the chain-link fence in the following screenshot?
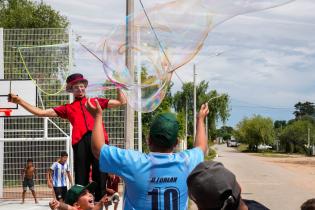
[0,28,138,200]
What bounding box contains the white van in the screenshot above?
[227,139,239,147]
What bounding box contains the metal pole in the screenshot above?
[193,64,197,143]
[125,0,135,150]
[308,127,310,148]
[68,28,74,176]
[185,99,188,150]
[0,27,4,198]
[44,117,48,138]
[136,26,142,152]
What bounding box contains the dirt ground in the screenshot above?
[254,153,315,175]
[253,153,315,192]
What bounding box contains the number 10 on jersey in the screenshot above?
[148,187,180,210]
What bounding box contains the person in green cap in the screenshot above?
[86,99,209,210]
[49,181,110,210]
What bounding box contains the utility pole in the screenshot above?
[125,0,135,150]
[0,28,4,198]
[136,26,142,152]
[308,127,310,148]
[193,64,197,142]
[185,99,188,149]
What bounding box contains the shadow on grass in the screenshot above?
[237,144,293,158]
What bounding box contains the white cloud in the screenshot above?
[38,0,315,126]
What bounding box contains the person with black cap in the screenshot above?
[85,98,209,209]
[49,181,110,210]
[187,161,270,210]
[301,198,315,210]
[8,73,126,202]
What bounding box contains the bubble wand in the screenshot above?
[8,80,12,101]
[207,95,224,103]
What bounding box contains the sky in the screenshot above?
[36,0,315,127]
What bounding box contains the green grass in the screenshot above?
[205,147,217,160]
[236,144,249,153]
[236,144,292,158]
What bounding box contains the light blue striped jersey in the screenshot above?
[99,145,204,210]
[50,161,69,187]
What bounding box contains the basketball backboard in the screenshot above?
[0,80,37,117]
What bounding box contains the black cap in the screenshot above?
[301,198,315,210]
[187,161,241,210]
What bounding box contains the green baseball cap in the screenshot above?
[65,181,97,205]
[149,112,179,148]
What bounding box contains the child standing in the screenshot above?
[47,151,73,202]
[21,158,38,204]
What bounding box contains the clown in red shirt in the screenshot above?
[9,73,126,201]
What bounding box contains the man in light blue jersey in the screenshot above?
[86,99,209,210]
[47,151,73,202]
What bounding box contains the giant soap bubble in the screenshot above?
[100,0,295,112]
[17,43,70,96]
[18,0,295,112]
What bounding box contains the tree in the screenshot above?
[274,120,286,129]
[173,80,230,140]
[293,101,315,119]
[279,119,315,154]
[235,115,275,152]
[207,90,230,139]
[173,82,195,140]
[0,0,69,28]
[216,126,234,140]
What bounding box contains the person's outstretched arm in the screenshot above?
[86,98,105,159]
[194,103,209,155]
[8,93,58,117]
[107,89,127,108]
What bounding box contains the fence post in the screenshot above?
[125,0,135,150]
[68,27,74,178]
[0,27,4,198]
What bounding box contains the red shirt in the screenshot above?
[106,175,120,194]
[53,97,109,145]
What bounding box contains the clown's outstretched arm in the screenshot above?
[107,89,127,108]
[8,93,57,117]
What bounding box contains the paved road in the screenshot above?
[213,144,315,210]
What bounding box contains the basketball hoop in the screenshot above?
[0,109,12,116]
